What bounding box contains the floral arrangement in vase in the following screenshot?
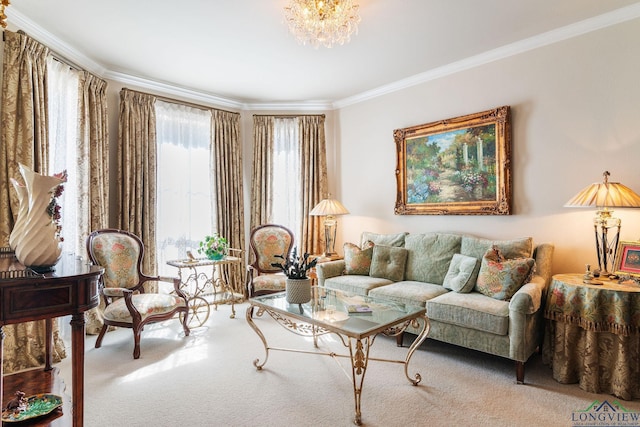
[197,233,229,260]
[271,247,318,279]
[47,170,68,240]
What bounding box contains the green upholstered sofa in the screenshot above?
[316,231,554,384]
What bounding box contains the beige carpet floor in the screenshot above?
[57,302,640,427]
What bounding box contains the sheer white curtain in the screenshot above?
[47,58,80,345]
[155,100,213,276]
[272,118,302,238]
[47,58,80,255]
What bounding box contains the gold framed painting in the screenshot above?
[394,106,512,215]
[613,240,640,278]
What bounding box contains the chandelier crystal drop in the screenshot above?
[284,0,361,48]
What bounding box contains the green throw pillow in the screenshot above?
[475,246,535,301]
[443,254,478,293]
[370,245,408,282]
[343,241,374,275]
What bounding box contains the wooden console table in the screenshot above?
[0,254,103,426]
[542,273,640,400]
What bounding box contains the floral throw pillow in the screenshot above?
[343,241,375,275]
[475,245,535,301]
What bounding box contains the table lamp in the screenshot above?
[565,171,640,275]
[310,197,349,258]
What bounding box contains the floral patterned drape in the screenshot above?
[78,72,109,243]
[250,115,274,232]
[1,31,50,244]
[211,110,245,295]
[117,89,157,275]
[249,115,327,255]
[79,72,110,334]
[0,30,66,373]
[298,115,327,255]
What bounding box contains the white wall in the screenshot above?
[3,17,638,275]
[334,19,640,275]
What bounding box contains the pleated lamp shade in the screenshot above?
[310,199,350,216]
[564,171,640,274]
[564,172,640,208]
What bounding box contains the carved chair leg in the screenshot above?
[133,328,142,359]
[516,361,525,384]
[181,309,191,337]
[95,324,108,349]
[396,332,404,347]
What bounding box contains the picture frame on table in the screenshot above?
[394,106,512,215]
[613,240,640,278]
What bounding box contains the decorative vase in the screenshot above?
[286,278,311,304]
[8,178,28,250]
[9,164,66,272]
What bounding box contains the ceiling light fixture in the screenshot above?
[284,0,361,49]
[1,0,10,29]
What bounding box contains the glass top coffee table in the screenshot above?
[246,287,430,426]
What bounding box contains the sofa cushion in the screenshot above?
[370,245,408,282]
[343,241,374,275]
[475,246,535,301]
[443,254,478,293]
[324,275,393,296]
[361,231,408,248]
[427,291,510,336]
[404,233,462,285]
[460,236,533,286]
[369,281,449,307]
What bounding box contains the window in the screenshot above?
[47,58,80,345]
[47,58,80,255]
[272,118,302,238]
[155,101,215,276]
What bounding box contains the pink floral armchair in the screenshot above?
[86,228,190,359]
[246,224,294,298]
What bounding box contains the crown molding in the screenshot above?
[7,6,333,112]
[244,100,334,111]
[7,8,106,76]
[8,4,640,112]
[332,3,640,109]
[105,70,247,111]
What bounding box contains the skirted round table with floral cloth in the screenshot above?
[542,273,640,400]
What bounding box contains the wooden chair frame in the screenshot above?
[246,224,294,298]
[86,228,190,359]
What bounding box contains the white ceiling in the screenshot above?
[7,0,640,109]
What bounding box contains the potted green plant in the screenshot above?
[197,233,229,260]
[271,247,318,303]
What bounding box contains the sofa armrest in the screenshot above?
[508,274,546,314]
[316,260,346,287]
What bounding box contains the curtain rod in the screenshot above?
[4,30,82,71]
[123,87,239,116]
[253,114,325,118]
[51,55,81,72]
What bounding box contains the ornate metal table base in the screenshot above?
[246,305,430,425]
[167,257,243,327]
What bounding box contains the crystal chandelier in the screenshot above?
[284,0,361,48]
[1,0,10,29]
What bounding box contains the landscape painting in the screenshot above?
[394,106,512,215]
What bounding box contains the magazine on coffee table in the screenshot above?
[347,304,373,315]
